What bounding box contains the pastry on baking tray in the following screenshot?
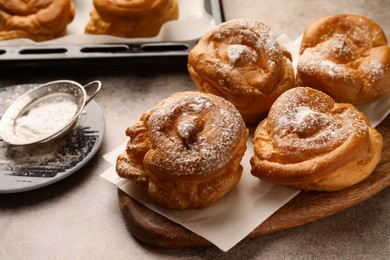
[188,19,295,126]
[250,87,383,191]
[85,0,178,38]
[0,0,75,41]
[116,91,248,209]
[297,14,390,104]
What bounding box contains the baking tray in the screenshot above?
[0,0,224,65]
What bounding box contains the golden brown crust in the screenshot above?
[250,87,383,191]
[188,19,296,126]
[116,91,248,209]
[0,0,75,42]
[85,0,178,38]
[297,14,390,104]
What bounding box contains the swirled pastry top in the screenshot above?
[0,0,75,41]
[250,87,383,191]
[188,19,292,96]
[142,92,247,181]
[116,92,248,208]
[297,14,390,104]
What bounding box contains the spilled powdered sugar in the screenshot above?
[146,93,244,177]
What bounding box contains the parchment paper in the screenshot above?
[101,136,300,252]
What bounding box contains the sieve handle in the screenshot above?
[83,80,102,105]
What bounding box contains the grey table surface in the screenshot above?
[1,0,389,259]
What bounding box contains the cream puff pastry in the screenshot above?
[250,87,383,191]
[0,0,75,41]
[297,14,390,104]
[116,92,248,209]
[85,0,178,38]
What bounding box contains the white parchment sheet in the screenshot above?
[101,136,300,252]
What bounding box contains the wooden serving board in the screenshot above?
[118,116,390,249]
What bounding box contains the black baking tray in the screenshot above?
[0,0,225,66]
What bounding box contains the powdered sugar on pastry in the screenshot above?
[298,35,354,80]
[212,19,282,80]
[116,91,248,209]
[268,87,368,161]
[146,93,245,177]
[227,44,258,66]
[297,14,390,104]
[250,87,383,191]
[361,60,385,80]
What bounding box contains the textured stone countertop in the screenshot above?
[0,0,389,259]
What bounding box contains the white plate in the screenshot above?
[0,83,105,193]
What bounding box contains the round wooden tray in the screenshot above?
[118,117,390,248]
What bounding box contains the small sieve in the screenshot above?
[0,80,102,146]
